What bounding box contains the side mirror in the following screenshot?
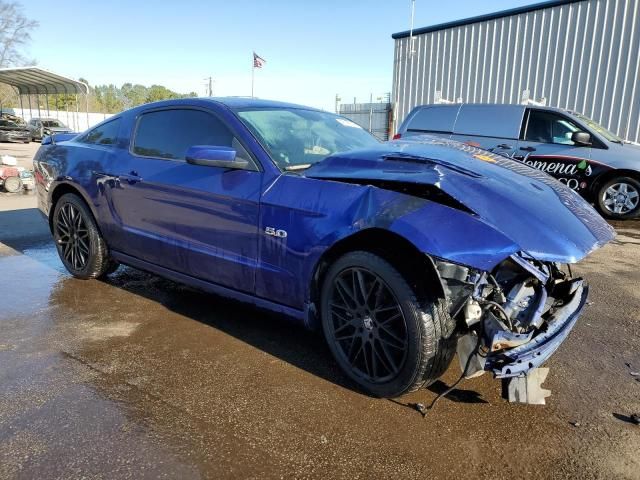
[571,131,591,146]
[185,145,249,169]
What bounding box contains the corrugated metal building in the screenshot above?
[391,0,640,142]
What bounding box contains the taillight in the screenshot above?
[392,133,402,140]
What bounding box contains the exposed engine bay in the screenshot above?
[436,253,588,404]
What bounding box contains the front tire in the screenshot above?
[52,193,114,279]
[597,176,640,219]
[320,251,456,398]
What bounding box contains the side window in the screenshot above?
[524,111,581,145]
[78,118,121,145]
[133,109,252,164]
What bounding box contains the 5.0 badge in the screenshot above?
[265,227,288,238]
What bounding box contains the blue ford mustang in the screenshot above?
[34,98,615,401]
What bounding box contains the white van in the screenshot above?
[396,104,640,219]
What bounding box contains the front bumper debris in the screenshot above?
[485,280,587,379]
[449,254,589,405]
[502,367,551,405]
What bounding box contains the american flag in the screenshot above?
[253,52,266,68]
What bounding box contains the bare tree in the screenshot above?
[0,1,38,68]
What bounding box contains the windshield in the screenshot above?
[571,111,623,143]
[236,108,380,170]
[42,120,66,128]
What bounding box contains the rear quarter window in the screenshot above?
[78,118,121,146]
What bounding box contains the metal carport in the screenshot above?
[0,66,89,131]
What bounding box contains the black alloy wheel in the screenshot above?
[327,267,409,384]
[320,251,457,398]
[53,193,118,279]
[56,202,91,271]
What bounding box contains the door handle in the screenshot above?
[520,146,536,152]
[118,172,143,184]
[496,144,513,149]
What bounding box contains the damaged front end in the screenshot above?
[437,253,589,405]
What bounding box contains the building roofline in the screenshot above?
[391,0,585,39]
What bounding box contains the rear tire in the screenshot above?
[52,193,114,279]
[320,251,456,398]
[597,176,640,220]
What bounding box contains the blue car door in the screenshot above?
[515,109,593,191]
[104,106,263,294]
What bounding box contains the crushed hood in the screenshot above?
[305,137,615,264]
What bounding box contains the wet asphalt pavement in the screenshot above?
[1,194,639,479]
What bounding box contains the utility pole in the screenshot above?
[369,93,373,133]
[204,76,213,96]
[409,0,416,56]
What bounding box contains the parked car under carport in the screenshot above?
[0,118,30,143]
[28,118,73,142]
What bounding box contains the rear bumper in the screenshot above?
[485,280,588,378]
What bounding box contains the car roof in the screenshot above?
[123,97,323,115]
[209,97,321,111]
[413,103,569,114]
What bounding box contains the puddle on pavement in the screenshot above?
[1,220,639,478]
[0,243,64,319]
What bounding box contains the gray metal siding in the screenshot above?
[392,0,640,142]
[339,102,392,140]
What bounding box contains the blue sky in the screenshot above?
[22,0,532,110]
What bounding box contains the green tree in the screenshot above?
[0,1,38,110]
[121,83,148,108]
[70,80,196,114]
[0,1,38,67]
[94,84,124,113]
[145,84,179,103]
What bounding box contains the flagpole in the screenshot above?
[251,51,255,98]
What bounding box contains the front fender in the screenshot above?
[308,189,520,275]
[269,176,520,305]
[385,202,519,271]
[259,175,520,312]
